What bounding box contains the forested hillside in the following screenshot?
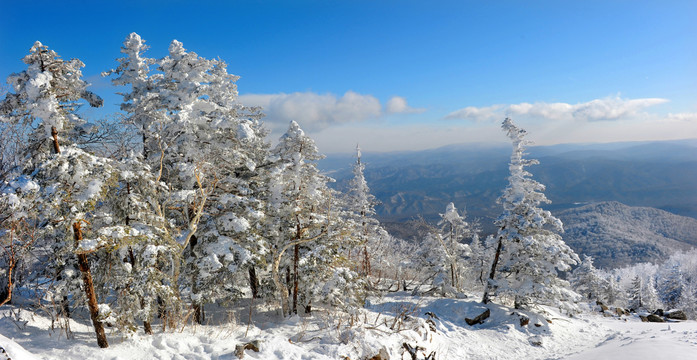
[558,201,697,269]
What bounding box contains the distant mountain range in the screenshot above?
[322,139,697,224]
[557,201,697,269]
[320,139,697,268]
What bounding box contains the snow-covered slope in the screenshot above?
[558,201,697,269]
[2,293,695,360]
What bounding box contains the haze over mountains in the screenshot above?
[321,139,697,268]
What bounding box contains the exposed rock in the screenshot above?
[235,340,261,358]
[529,336,543,346]
[367,347,390,360]
[653,309,664,316]
[647,314,665,323]
[424,311,440,320]
[596,301,609,312]
[520,316,530,327]
[665,310,687,321]
[465,309,490,326]
[640,315,648,322]
[615,308,626,316]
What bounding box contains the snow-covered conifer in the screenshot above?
[265,121,352,315]
[678,280,697,319]
[344,145,389,284]
[467,232,490,291]
[98,154,180,334]
[628,275,643,310]
[1,42,110,347]
[437,202,472,292]
[102,33,162,158]
[641,275,661,311]
[659,263,683,309]
[604,275,623,307]
[482,118,579,309]
[106,34,269,323]
[0,41,102,167]
[570,255,606,302]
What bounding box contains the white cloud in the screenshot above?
[239,91,381,131]
[665,112,697,122]
[386,96,426,114]
[444,105,502,121]
[312,111,697,153]
[445,96,669,122]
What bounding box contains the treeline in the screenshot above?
[570,250,697,317]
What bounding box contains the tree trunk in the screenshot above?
[482,236,503,304]
[363,244,371,276]
[0,258,15,307]
[61,295,71,318]
[270,230,326,317]
[125,185,152,334]
[191,233,204,325]
[272,256,289,317]
[248,266,259,299]
[142,133,148,159]
[193,302,205,324]
[292,244,299,315]
[143,320,153,335]
[51,126,61,154]
[73,222,108,348]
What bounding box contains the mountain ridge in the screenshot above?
[557,201,697,269]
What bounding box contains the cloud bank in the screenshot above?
[445,96,669,122]
[239,92,422,132]
[386,96,426,114]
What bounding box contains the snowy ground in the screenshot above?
[0,293,695,359]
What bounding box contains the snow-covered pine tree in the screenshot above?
[0,175,40,307]
[99,154,180,335]
[265,121,352,316]
[467,232,490,291]
[420,227,448,292]
[106,34,269,323]
[641,275,661,311]
[101,32,162,159]
[604,275,623,307]
[297,192,364,313]
[628,275,643,310]
[482,118,579,309]
[0,41,102,166]
[419,203,473,295]
[437,202,472,292]
[678,280,697,319]
[659,263,683,310]
[0,42,111,347]
[345,145,389,285]
[603,274,626,307]
[159,39,268,322]
[570,255,607,302]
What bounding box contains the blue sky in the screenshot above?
[1,0,695,153]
